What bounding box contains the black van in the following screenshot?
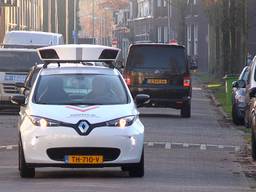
[123,43,192,117]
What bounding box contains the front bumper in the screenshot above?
[21,119,144,167]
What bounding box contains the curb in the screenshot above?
[209,93,231,120]
[0,145,18,151]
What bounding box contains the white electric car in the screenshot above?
[11,44,149,178]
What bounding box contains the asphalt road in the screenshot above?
[0,80,255,192]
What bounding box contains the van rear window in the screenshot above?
[126,45,187,74]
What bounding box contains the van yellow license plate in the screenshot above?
[147,79,168,84]
[65,155,103,164]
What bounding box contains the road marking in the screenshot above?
[192,87,202,91]
[144,142,241,152]
[165,142,171,149]
[235,146,241,152]
[200,144,207,150]
[0,145,18,151]
[147,142,154,147]
[0,143,241,152]
[183,143,189,148]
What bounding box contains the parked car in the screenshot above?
[0,48,42,109]
[11,44,149,178]
[244,55,256,160]
[123,43,192,117]
[231,66,249,125]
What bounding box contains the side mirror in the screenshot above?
[249,87,256,98]
[188,57,198,70]
[232,81,238,88]
[190,64,198,70]
[135,94,150,108]
[11,95,26,106]
[237,80,246,88]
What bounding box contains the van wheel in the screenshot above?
[181,102,191,118]
[19,136,35,178]
[127,149,144,177]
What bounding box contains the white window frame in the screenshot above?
[194,24,198,55]
[187,24,191,55]
[158,26,162,43]
[164,0,167,7]
[164,26,168,43]
[157,0,162,7]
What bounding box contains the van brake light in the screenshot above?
[125,77,131,86]
[183,76,191,87]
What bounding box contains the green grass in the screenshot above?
[194,72,233,116]
[208,83,232,116]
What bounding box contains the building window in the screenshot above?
[187,24,191,55]
[194,0,197,5]
[164,26,168,43]
[158,26,162,43]
[194,24,198,55]
[157,0,162,7]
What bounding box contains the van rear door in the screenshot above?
[125,44,189,87]
[123,44,191,102]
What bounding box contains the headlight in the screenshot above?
[106,116,137,128]
[29,116,61,127]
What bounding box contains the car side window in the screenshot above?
[242,68,249,81]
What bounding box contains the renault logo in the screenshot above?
[78,121,89,133]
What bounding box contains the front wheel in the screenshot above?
[19,136,35,178]
[232,104,243,125]
[181,102,191,118]
[122,149,144,177]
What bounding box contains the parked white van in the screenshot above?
[3,31,64,48]
[0,48,42,109]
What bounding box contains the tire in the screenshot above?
[232,104,243,125]
[181,102,191,118]
[19,136,35,178]
[127,149,144,178]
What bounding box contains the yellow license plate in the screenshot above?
[147,79,168,84]
[65,155,103,164]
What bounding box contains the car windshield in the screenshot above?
[126,46,187,74]
[34,74,128,105]
[0,51,42,72]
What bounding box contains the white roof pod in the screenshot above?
[38,44,121,66]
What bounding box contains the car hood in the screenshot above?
[27,103,138,124]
